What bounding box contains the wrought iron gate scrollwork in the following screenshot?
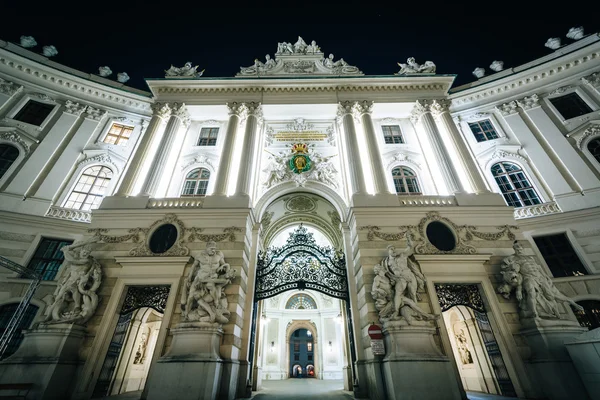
[255,224,348,300]
[120,285,170,315]
[434,283,485,313]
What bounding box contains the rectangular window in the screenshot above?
[197,127,219,146]
[533,233,588,277]
[294,341,299,352]
[26,238,74,281]
[307,342,312,352]
[382,125,404,144]
[468,120,499,142]
[549,93,593,120]
[103,123,134,145]
[307,354,313,361]
[294,354,299,361]
[13,100,55,126]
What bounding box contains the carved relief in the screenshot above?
[582,72,600,88]
[575,123,600,149]
[186,227,242,243]
[128,214,189,257]
[516,94,540,110]
[496,101,519,117]
[64,100,86,116]
[0,78,23,96]
[285,195,317,212]
[0,130,30,154]
[85,106,107,121]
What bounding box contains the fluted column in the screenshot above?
[430,99,490,194]
[140,103,190,197]
[352,101,391,194]
[337,102,367,196]
[410,100,464,194]
[116,103,171,196]
[212,102,247,196]
[235,102,263,197]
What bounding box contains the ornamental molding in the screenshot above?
[64,100,86,116]
[496,101,519,116]
[29,92,55,103]
[85,105,107,121]
[409,100,431,123]
[180,154,216,172]
[151,102,172,120]
[386,152,421,169]
[380,117,402,124]
[286,118,314,132]
[490,149,528,164]
[325,125,335,146]
[78,152,121,173]
[0,130,30,154]
[0,56,152,112]
[186,226,242,243]
[197,119,224,127]
[549,85,573,96]
[581,72,600,87]
[128,214,189,257]
[430,99,451,117]
[516,94,541,110]
[0,77,23,96]
[465,112,490,121]
[576,123,600,149]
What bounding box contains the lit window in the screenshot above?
[533,233,588,277]
[382,125,404,144]
[572,300,600,329]
[307,342,313,352]
[26,238,74,281]
[64,166,113,211]
[0,144,19,179]
[285,294,317,310]
[13,100,54,126]
[588,138,600,164]
[468,120,499,142]
[392,166,421,195]
[103,123,133,145]
[197,128,219,146]
[0,304,38,359]
[549,93,592,120]
[491,162,540,207]
[181,168,210,196]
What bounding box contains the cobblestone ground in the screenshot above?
[250,379,354,399]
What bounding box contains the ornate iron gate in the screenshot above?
[434,283,517,397]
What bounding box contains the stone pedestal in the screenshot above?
[0,323,86,400]
[146,322,224,400]
[521,318,589,400]
[381,322,462,400]
[565,328,600,400]
[343,365,352,391]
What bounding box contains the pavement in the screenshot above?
[250,379,354,399]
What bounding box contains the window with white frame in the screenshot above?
[588,137,600,164]
[392,166,421,195]
[382,125,404,144]
[491,162,541,207]
[103,123,133,145]
[533,233,588,277]
[181,168,210,196]
[197,127,219,146]
[64,166,113,211]
[0,144,19,180]
[12,100,55,126]
[549,93,592,120]
[468,120,500,142]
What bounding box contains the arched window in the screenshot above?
[392,166,421,195]
[285,294,317,310]
[572,300,600,329]
[0,144,19,180]
[181,168,210,196]
[588,137,600,164]
[64,166,113,211]
[0,303,39,359]
[491,162,541,207]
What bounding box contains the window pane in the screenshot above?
[492,162,540,208]
[64,166,112,211]
[103,124,133,146]
[588,138,600,164]
[572,300,600,329]
[13,100,54,126]
[382,125,404,144]
[0,144,19,179]
[549,93,593,120]
[533,233,588,277]
[198,128,219,146]
[0,304,39,359]
[26,238,74,281]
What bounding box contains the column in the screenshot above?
[212,102,247,196]
[430,100,490,194]
[337,102,367,196]
[140,103,189,197]
[0,77,23,111]
[115,103,171,196]
[517,94,600,191]
[410,100,464,194]
[235,102,262,197]
[353,101,391,194]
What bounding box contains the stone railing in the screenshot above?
[147,197,205,208]
[397,195,456,206]
[514,201,561,219]
[45,206,92,223]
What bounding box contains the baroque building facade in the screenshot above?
[0,33,599,399]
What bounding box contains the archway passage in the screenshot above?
[289,328,314,378]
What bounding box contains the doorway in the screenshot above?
[289,328,314,378]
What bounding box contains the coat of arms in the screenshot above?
[289,143,312,174]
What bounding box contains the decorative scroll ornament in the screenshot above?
[186,227,242,243]
[164,62,204,78]
[151,102,172,120]
[409,100,431,123]
[491,149,528,164]
[395,57,436,75]
[360,225,414,241]
[255,224,348,300]
[85,106,107,121]
[434,283,485,313]
[286,118,314,132]
[88,227,144,243]
[581,72,600,87]
[180,154,215,172]
[465,112,490,121]
[0,78,23,96]
[516,94,540,110]
[128,214,189,257]
[496,101,519,116]
[121,285,170,315]
[78,152,120,174]
[387,152,421,169]
[549,86,573,96]
[0,130,30,154]
[576,123,600,149]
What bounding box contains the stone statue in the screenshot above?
[396,57,437,74]
[262,152,290,188]
[181,241,235,324]
[306,40,320,54]
[43,237,102,325]
[308,153,339,188]
[455,329,473,364]
[372,236,436,324]
[133,331,148,364]
[239,55,277,75]
[293,36,308,54]
[277,41,294,54]
[497,241,583,319]
[165,62,204,78]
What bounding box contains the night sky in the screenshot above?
[2,1,599,93]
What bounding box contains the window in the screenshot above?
[572,300,600,330]
[181,168,210,196]
[392,166,421,195]
[285,294,317,310]
[0,144,19,180]
[382,125,404,144]
[103,123,133,145]
[491,162,541,207]
[0,304,38,359]
[588,138,600,164]
[307,342,312,352]
[549,93,592,120]
[468,120,499,142]
[64,166,113,211]
[13,100,54,126]
[197,127,219,146]
[294,354,299,361]
[533,233,588,277]
[294,341,300,352]
[308,354,313,361]
[27,238,74,280]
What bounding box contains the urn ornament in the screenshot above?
[20,35,37,48]
[98,66,112,77]
[566,26,584,40]
[42,45,58,57]
[117,72,130,83]
[490,60,504,72]
[472,67,485,79]
[545,37,561,50]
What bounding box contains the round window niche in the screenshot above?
[149,224,178,254]
[425,221,456,252]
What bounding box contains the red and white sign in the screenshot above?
[368,324,383,340]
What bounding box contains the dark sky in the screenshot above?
[2,1,600,93]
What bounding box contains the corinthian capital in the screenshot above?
[409,100,431,123]
[151,102,172,120]
[85,106,107,121]
[430,99,451,118]
[170,102,191,126]
[336,101,354,124]
[64,100,86,116]
[516,94,540,111]
[496,101,519,117]
[582,72,600,88]
[227,102,248,118]
[245,102,263,123]
[352,100,374,117]
[0,78,23,96]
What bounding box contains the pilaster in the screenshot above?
[337,101,367,198]
[0,77,23,111]
[235,102,263,199]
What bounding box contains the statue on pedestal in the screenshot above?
[181,241,235,324]
[43,237,102,325]
[396,57,437,74]
[497,241,583,319]
[164,62,204,78]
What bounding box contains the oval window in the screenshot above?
[149,224,178,254]
[426,221,456,251]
